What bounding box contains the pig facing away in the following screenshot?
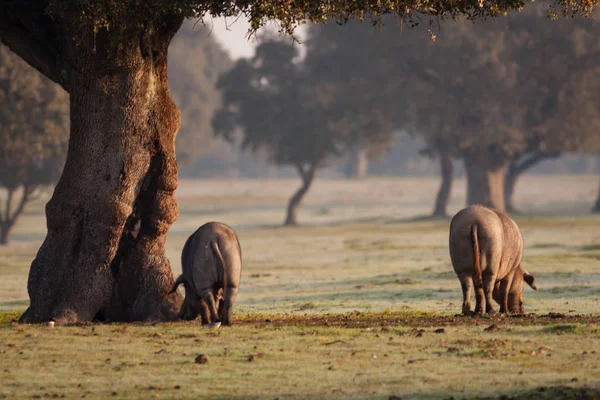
[449,205,537,315]
[170,222,242,327]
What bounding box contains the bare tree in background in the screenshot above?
[0,44,68,244]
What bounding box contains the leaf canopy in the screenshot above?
[46,0,598,34]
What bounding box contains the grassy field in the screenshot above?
[1,175,600,399]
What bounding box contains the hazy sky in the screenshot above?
[205,16,307,59]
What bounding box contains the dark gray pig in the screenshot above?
[171,222,242,327]
[449,205,537,315]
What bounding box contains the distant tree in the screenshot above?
[544,51,600,213]
[304,23,397,180]
[0,44,68,244]
[501,12,600,212]
[214,39,345,226]
[394,9,600,214]
[168,21,232,166]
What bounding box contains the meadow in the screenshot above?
[1,175,599,399]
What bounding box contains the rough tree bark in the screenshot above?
[284,164,316,226]
[505,151,559,213]
[431,152,453,218]
[0,186,35,245]
[1,7,184,323]
[463,150,506,212]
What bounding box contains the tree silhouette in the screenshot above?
[214,39,345,226]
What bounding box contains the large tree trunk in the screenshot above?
[505,152,557,213]
[284,164,316,226]
[592,177,600,213]
[463,151,506,212]
[432,152,453,218]
[345,145,368,179]
[19,16,184,324]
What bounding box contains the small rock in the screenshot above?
[153,332,163,338]
[195,354,209,364]
[571,378,579,383]
[434,328,445,334]
[47,321,55,329]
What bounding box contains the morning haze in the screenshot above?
[1,1,600,398]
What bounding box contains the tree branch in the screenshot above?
[510,151,560,176]
[0,0,71,92]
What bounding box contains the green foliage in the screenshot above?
[302,6,600,167]
[0,310,21,324]
[304,24,396,161]
[44,0,600,37]
[214,38,345,170]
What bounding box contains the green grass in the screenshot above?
[2,176,600,399]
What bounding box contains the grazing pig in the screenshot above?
[449,205,537,315]
[170,222,242,327]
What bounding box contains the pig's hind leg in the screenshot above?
[200,289,221,327]
[458,272,474,316]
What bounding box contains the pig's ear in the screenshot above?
[524,273,537,291]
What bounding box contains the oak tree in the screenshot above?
[214,39,343,226]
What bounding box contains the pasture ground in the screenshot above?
[1,175,599,399]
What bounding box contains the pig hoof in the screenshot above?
[205,322,221,329]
